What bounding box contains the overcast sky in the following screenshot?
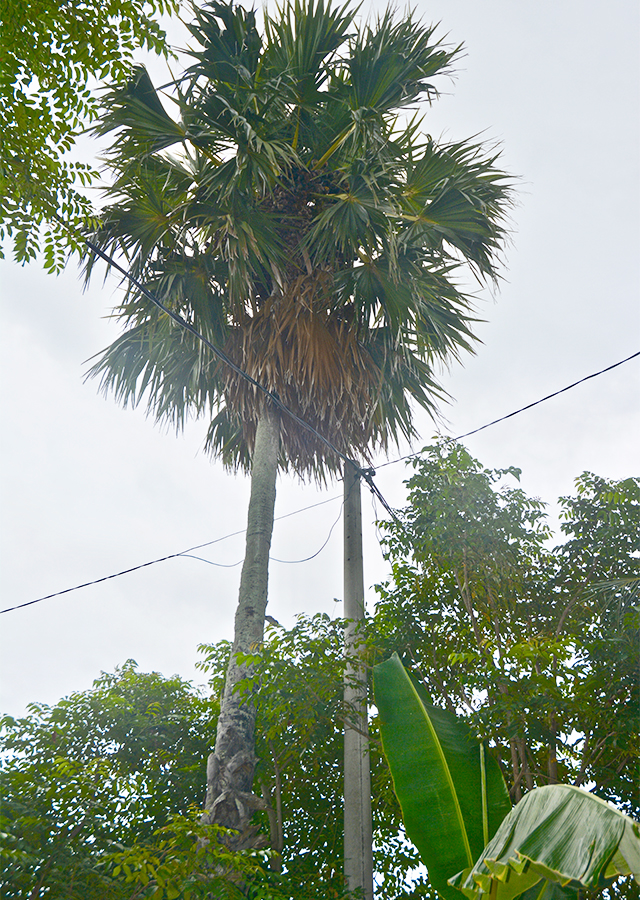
[1,0,638,718]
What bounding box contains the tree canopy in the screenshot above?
[85,0,512,478]
[0,662,217,898]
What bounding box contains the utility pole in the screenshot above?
[343,461,374,900]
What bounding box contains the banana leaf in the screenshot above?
[448,784,640,900]
[373,653,511,900]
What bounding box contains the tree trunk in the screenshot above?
[203,406,280,843]
[343,462,374,900]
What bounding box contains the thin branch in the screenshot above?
[548,714,559,784]
[269,739,284,868]
[485,580,504,658]
[518,737,534,791]
[258,776,280,871]
[509,740,523,803]
[555,586,585,636]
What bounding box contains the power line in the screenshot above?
[270,499,344,563]
[179,500,344,566]
[4,343,636,614]
[376,349,640,470]
[0,495,341,615]
[177,554,243,568]
[361,468,401,523]
[454,350,640,440]
[5,347,635,615]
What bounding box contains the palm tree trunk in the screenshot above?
[204,405,280,842]
[343,462,373,900]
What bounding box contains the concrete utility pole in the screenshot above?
[343,462,374,900]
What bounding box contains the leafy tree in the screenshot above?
[0,0,177,270]
[83,0,512,837]
[552,471,640,815]
[0,661,289,899]
[0,661,215,897]
[0,630,418,900]
[374,443,640,816]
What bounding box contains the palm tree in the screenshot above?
[85,0,511,854]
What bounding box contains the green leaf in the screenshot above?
[449,784,640,900]
[373,653,511,900]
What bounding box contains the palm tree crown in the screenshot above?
[86,0,511,478]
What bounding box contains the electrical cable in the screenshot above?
[360,468,401,525]
[0,495,341,615]
[369,490,387,560]
[356,349,640,530]
[179,474,348,565]
[454,350,640,440]
[4,343,636,615]
[177,554,244,568]
[5,345,635,615]
[174,501,344,567]
[376,349,640,470]
[270,500,344,563]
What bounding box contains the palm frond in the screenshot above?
[85,315,220,431]
[94,66,187,159]
[347,8,459,113]
[184,1,263,89]
[263,0,355,105]
[401,139,511,280]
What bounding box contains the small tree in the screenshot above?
[0,662,215,898]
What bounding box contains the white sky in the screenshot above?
[1,0,638,718]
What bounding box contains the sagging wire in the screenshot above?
[0,495,342,614]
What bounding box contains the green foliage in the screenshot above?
[0,0,177,270]
[107,811,279,900]
[199,615,358,897]
[373,655,639,900]
[198,614,427,899]
[2,452,638,899]
[0,661,216,898]
[554,473,640,816]
[1,624,422,899]
[374,443,640,816]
